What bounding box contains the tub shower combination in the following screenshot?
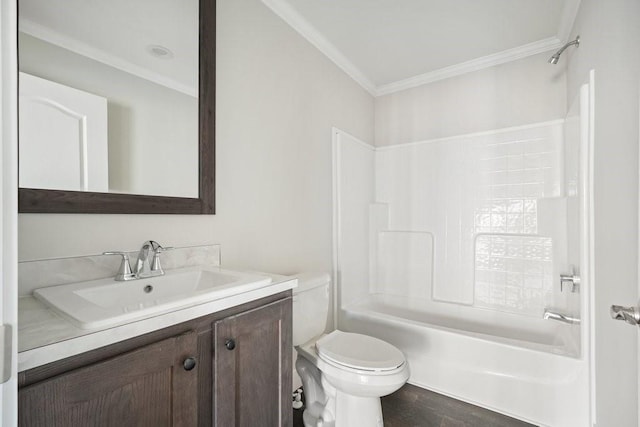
[332,84,593,426]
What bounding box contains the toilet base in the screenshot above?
[333,391,383,427]
[298,359,385,427]
[303,408,335,427]
[301,393,383,427]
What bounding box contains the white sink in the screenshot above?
[33,267,273,329]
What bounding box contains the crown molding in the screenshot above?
[19,19,197,97]
[376,37,563,96]
[260,0,377,96]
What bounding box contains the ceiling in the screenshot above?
[263,0,581,95]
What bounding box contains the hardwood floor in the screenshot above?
[293,384,536,427]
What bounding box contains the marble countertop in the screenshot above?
[19,271,296,372]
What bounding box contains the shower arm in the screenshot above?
[549,36,580,63]
[555,37,580,57]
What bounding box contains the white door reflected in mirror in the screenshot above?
[19,72,108,192]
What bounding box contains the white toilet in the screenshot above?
[293,273,409,427]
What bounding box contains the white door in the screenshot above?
[0,1,18,426]
[18,72,109,192]
[601,74,640,425]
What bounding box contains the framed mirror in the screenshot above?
[17,0,215,214]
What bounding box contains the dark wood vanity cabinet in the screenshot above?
[18,292,292,427]
[214,298,292,426]
[19,331,199,426]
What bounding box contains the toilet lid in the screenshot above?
[315,330,405,372]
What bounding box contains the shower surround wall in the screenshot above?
[374,121,566,316]
[337,120,576,347]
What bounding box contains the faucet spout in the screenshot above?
[134,240,163,278]
[543,309,580,325]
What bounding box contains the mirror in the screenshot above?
[17,0,215,214]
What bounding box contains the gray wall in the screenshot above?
[374,52,566,146]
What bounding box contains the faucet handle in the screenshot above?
[560,266,581,293]
[103,251,135,281]
[150,246,173,274]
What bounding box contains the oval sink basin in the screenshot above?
[33,267,272,329]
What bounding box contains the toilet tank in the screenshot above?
[292,273,330,346]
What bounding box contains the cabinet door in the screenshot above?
[214,297,292,427]
[19,331,198,427]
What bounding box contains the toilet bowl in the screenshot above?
[292,274,409,427]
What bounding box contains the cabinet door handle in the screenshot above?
[183,356,197,371]
[225,339,236,350]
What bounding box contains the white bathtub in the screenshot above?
[340,294,590,427]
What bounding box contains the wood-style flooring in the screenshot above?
[293,384,536,427]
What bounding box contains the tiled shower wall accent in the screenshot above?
[474,235,554,316]
[18,244,221,296]
[375,120,565,315]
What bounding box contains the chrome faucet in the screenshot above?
[134,240,169,278]
[543,309,580,325]
[102,251,135,281]
[103,241,172,281]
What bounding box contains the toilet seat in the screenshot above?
[315,330,405,372]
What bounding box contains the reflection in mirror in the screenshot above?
[18,0,199,198]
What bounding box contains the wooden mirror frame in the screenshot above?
[18,0,215,214]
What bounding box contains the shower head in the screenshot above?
[548,36,580,64]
